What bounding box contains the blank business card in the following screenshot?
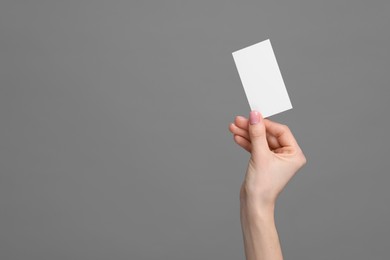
[232,39,292,118]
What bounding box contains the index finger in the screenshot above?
[263,119,300,149]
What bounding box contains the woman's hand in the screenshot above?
[229,110,306,260]
[229,111,307,209]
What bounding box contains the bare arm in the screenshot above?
[229,111,307,260]
[240,201,282,260]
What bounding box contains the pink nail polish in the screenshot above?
[250,111,260,125]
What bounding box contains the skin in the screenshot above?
[229,111,307,260]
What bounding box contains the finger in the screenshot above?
[234,116,283,150]
[263,119,299,148]
[234,116,249,130]
[266,132,281,150]
[248,111,269,156]
[229,123,250,141]
[233,135,252,153]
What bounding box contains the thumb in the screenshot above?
[248,110,269,156]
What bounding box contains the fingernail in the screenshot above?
[250,110,260,125]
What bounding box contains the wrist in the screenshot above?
[240,185,276,214]
[241,198,275,220]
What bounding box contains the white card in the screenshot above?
[232,39,292,118]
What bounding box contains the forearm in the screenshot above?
[240,200,283,260]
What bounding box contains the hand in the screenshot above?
[229,111,307,209]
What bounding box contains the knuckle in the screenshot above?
[297,152,307,166]
[249,126,263,137]
[281,124,290,133]
[301,155,307,165]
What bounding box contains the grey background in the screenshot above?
[1,0,389,259]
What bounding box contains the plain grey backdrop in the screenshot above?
[1,0,389,259]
